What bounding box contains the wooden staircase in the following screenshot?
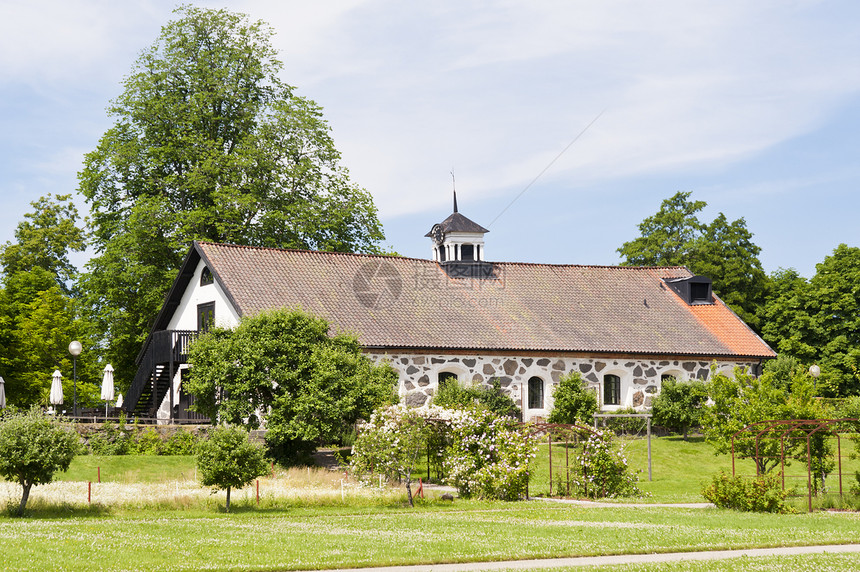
[124,330,196,419]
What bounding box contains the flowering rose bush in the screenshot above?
[444,410,536,501]
[568,430,643,499]
[350,404,465,506]
[352,405,537,503]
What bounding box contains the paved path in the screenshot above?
[534,497,713,509]
[314,544,860,572]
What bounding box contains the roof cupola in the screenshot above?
[425,191,489,263]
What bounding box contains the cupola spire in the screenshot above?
[425,188,489,264]
[452,171,458,213]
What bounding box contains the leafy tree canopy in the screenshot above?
[79,5,386,381]
[0,196,98,408]
[761,245,860,396]
[196,425,269,512]
[0,194,85,293]
[701,366,829,475]
[186,309,397,465]
[650,377,708,440]
[0,407,79,516]
[617,192,767,329]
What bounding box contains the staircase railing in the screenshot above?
[124,330,197,415]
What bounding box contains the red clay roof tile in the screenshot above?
[196,242,775,359]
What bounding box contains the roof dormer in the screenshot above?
[663,275,714,305]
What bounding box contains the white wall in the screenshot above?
[166,259,240,331]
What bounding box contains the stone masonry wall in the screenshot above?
[367,352,758,420]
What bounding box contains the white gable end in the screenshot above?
[166,259,240,331]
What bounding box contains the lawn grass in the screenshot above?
[2,445,860,571]
[1,502,859,571]
[525,435,749,502]
[56,455,198,483]
[527,434,860,504]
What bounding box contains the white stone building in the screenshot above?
[124,205,775,421]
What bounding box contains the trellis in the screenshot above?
[593,413,653,481]
[731,418,859,512]
[526,422,602,497]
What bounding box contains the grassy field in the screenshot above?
[56,455,198,483]
[1,443,859,571]
[526,434,860,504]
[1,501,859,571]
[50,434,860,506]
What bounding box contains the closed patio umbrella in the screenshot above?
[50,370,63,413]
[115,393,123,409]
[0,376,6,409]
[101,364,115,417]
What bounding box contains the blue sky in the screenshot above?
[2,0,858,278]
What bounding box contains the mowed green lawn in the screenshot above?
[529,435,860,504]
[53,434,860,505]
[1,503,859,571]
[56,455,198,483]
[507,551,860,572]
[1,440,859,571]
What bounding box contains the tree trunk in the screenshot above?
[226,486,231,513]
[683,426,688,441]
[18,482,32,517]
[405,479,414,507]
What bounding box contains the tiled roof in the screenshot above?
[425,212,490,235]
[195,242,775,359]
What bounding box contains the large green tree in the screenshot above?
[617,192,767,329]
[702,366,830,477]
[762,245,860,396]
[186,309,397,464]
[0,194,85,293]
[0,195,98,408]
[79,6,386,383]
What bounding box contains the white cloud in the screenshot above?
[225,0,860,218]
[2,0,859,275]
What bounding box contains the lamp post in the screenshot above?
[809,364,821,394]
[69,340,82,417]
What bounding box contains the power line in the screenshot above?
[487,109,605,228]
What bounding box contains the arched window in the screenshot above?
[438,371,458,389]
[604,374,621,406]
[528,376,544,409]
[200,267,214,286]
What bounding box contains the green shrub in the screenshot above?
[596,408,648,436]
[702,470,793,513]
[133,428,163,455]
[566,429,643,499]
[650,377,708,439]
[88,417,133,455]
[162,429,196,455]
[433,378,521,420]
[547,372,597,426]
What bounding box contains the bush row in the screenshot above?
[74,414,201,455]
